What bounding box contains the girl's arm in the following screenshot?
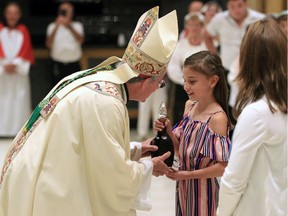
[167,161,227,180]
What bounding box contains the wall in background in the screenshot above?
[0,0,286,126]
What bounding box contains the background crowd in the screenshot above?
[0,0,287,215]
[0,0,286,138]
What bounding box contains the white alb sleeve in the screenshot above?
[132,158,153,211]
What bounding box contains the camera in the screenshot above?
[58,9,67,17]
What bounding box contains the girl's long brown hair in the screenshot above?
[234,18,287,118]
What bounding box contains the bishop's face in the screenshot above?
[4,4,21,28]
[139,72,166,102]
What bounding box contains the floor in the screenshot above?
[0,130,176,216]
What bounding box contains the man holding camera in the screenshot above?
[46,1,84,85]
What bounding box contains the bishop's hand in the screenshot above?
[152,151,172,177]
[141,137,158,157]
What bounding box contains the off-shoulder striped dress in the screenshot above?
[173,110,231,216]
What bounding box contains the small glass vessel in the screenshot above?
[151,102,174,167]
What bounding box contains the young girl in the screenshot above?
[155,50,231,216]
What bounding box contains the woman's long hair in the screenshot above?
[184,50,230,123]
[234,18,287,118]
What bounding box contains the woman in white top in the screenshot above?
[217,18,287,216]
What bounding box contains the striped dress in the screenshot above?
[173,109,231,216]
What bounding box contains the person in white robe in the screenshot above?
[0,6,178,216]
[0,2,34,137]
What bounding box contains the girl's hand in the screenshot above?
[164,118,173,137]
[165,170,191,181]
[153,118,165,133]
[153,118,173,136]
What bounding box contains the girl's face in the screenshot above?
[183,67,217,101]
[138,72,166,102]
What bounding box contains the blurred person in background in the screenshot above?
[276,10,288,38]
[188,0,204,13]
[168,12,207,124]
[217,18,287,216]
[46,1,84,86]
[227,55,239,118]
[201,0,223,50]
[205,0,265,133]
[0,1,34,138]
[205,0,265,71]
[201,0,223,25]
[179,0,204,39]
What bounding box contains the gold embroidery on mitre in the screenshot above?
[132,7,158,47]
[122,7,168,77]
[122,43,167,76]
